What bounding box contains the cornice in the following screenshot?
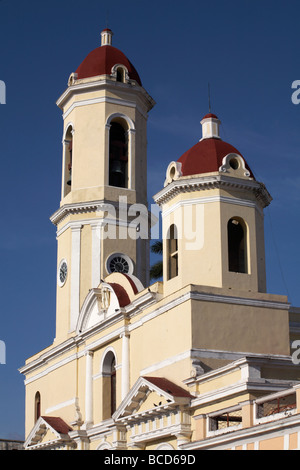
[19,287,289,380]
[50,199,120,226]
[56,78,155,114]
[153,174,272,209]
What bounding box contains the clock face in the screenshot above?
[58,260,68,286]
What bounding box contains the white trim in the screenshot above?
[100,346,118,374]
[51,198,136,228]
[63,96,136,120]
[20,285,290,381]
[56,216,134,239]
[121,330,130,400]
[45,398,76,414]
[153,174,272,209]
[284,433,290,450]
[106,112,135,131]
[162,194,260,219]
[70,225,82,331]
[189,290,289,311]
[56,79,155,116]
[63,122,75,140]
[140,350,191,376]
[91,223,102,288]
[84,351,94,428]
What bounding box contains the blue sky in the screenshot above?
[0,0,299,440]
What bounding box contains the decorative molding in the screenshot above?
[50,200,109,226]
[161,194,260,219]
[56,79,155,119]
[153,174,272,209]
[70,224,82,332]
[20,285,289,383]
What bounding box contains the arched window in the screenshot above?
[35,392,41,422]
[109,121,128,188]
[63,126,73,197]
[167,224,178,280]
[116,67,125,83]
[102,351,117,418]
[110,357,116,415]
[227,218,248,273]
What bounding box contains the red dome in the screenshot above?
[202,113,219,119]
[178,138,254,178]
[75,45,142,85]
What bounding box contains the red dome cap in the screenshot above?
[75,46,142,85]
[201,113,219,119]
[178,138,254,178]
[75,30,142,85]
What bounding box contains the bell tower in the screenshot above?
[51,29,155,340]
[154,113,271,296]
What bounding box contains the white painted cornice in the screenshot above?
[50,200,109,226]
[56,78,155,115]
[153,174,272,209]
[19,287,289,381]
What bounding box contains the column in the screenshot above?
[121,330,130,400]
[84,351,94,429]
[127,128,136,190]
[91,223,102,288]
[70,224,82,331]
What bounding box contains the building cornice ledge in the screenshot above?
[19,337,77,376]
[50,200,116,226]
[153,175,272,208]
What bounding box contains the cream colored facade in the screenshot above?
[20,30,300,451]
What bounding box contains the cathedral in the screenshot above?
[20,28,300,451]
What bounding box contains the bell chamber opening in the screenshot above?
[227,218,248,274]
[109,121,128,188]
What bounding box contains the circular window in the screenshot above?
[58,259,68,287]
[106,253,134,275]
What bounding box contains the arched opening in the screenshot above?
[167,224,178,280]
[35,392,41,422]
[102,351,117,418]
[110,357,116,415]
[63,126,73,197]
[228,218,248,273]
[109,121,128,188]
[116,67,125,83]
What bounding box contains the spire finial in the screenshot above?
[208,83,212,113]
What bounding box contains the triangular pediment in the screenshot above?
[24,416,74,450]
[114,376,192,423]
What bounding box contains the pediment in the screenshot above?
[114,376,192,423]
[77,273,144,333]
[24,416,74,450]
[77,283,121,333]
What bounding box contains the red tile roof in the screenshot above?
[178,137,254,178]
[144,377,192,398]
[75,45,142,85]
[41,417,72,435]
[202,113,219,120]
[109,282,131,307]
